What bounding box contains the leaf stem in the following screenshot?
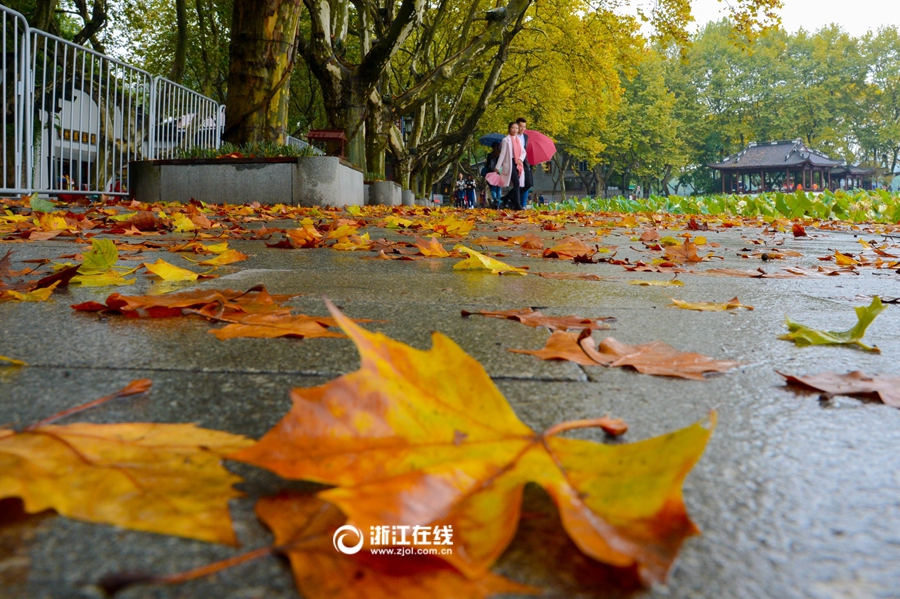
[151,545,273,585]
[24,379,152,431]
[102,534,328,595]
[543,418,618,437]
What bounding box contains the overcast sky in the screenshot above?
[688,0,900,37]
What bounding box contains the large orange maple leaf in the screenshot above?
[231,303,715,584]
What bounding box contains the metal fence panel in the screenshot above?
[1,5,29,194]
[217,104,225,146]
[150,76,222,160]
[0,13,284,199]
[286,135,323,155]
[29,30,152,197]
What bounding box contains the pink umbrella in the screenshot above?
[525,130,556,164]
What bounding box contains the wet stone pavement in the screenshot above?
[1,213,899,599]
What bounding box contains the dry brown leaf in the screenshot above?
[510,332,737,380]
[210,313,346,340]
[582,337,739,380]
[0,250,13,281]
[669,297,754,312]
[462,308,614,331]
[72,286,295,319]
[778,371,900,406]
[0,498,54,594]
[509,233,544,249]
[509,330,601,364]
[542,237,595,260]
[663,240,703,264]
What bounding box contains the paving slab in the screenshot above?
[1,214,899,599]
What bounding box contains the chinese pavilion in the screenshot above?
[708,139,874,193]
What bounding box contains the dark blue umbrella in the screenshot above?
[479,133,504,147]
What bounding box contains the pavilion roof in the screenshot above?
[831,165,875,177]
[709,139,844,171]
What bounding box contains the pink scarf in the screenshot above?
[511,135,524,176]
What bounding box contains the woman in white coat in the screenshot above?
[486,122,526,210]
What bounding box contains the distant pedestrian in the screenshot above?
[484,142,502,208]
[454,173,466,208]
[515,118,533,206]
[465,175,476,208]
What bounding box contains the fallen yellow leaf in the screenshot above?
[834,251,858,266]
[0,382,253,545]
[453,246,527,275]
[197,249,248,266]
[70,271,137,287]
[415,236,450,258]
[143,259,199,282]
[0,281,59,302]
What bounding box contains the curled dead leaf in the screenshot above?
[779,370,900,407]
[512,332,738,380]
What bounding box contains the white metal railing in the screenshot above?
[149,76,222,160]
[29,28,152,197]
[0,2,226,198]
[1,6,30,193]
[286,135,324,155]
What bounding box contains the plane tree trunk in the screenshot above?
[223,0,303,144]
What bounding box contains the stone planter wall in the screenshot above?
[401,189,415,206]
[129,156,364,207]
[367,180,402,206]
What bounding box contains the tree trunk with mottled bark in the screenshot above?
[224,0,302,144]
[31,0,58,32]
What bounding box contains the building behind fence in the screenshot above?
[1,3,226,199]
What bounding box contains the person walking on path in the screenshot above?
[483,142,502,208]
[465,174,477,208]
[487,122,526,210]
[515,118,533,207]
[454,173,466,207]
